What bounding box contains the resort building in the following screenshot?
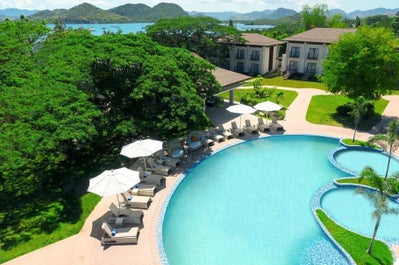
[226,33,283,76]
[281,28,356,76]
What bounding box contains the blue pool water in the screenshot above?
[160,135,399,264]
[322,187,399,242]
[334,149,399,176]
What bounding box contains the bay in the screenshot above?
[47,22,273,36]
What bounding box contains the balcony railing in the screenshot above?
[250,55,260,61]
[236,54,245,60]
[289,52,300,58]
[307,53,318,60]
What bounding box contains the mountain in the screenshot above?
[347,8,399,18]
[189,11,241,21]
[28,2,188,23]
[0,8,38,19]
[109,3,187,22]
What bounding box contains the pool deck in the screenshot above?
[4,88,399,265]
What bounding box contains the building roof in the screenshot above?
[241,33,284,46]
[283,28,356,44]
[212,67,250,88]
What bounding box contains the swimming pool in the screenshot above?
[333,148,399,176]
[159,135,399,264]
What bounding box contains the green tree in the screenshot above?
[356,166,399,254]
[328,14,348,28]
[302,4,328,30]
[347,96,370,142]
[321,26,399,100]
[368,120,399,180]
[146,16,242,65]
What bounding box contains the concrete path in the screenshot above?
[4,88,399,265]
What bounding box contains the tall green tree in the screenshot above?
[302,4,328,30]
[356,166,399,254]
[368,120,399,180]
[321,26,399,100]
[347,96,370,142]
[145,16,242,65]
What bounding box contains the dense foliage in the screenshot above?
[0,19,219,251]
[146,16,242,65]
[321,26,399,100]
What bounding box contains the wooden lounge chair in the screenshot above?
[217,124,234,140]
[109,202,143,225]
[200,132,214,147]
[137,167,165,186]
[101,222,139,245]
[257,117,271,132]
[208,127,225,143]
[121,192,152,209]
[230,121,245,137]
[130,183,157,197]
[146,157,172,176]
[244,120,258,134]
[270,116,284,131]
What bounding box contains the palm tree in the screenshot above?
[368,120,399,179]
[356,166,399,254]
[348,96,369,143]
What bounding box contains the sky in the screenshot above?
[0,0,398,13]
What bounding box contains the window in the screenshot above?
[250,63,259,74]
[306,62,317,74]
[290,46,300,58]
[236,62,244,72]
[307,48,319,60]
[236,49,245,59]
[250,51,260,61]
[288,60,298,71]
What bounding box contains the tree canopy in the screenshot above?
[0,19,220,250]
[145,16,242,65]
[321,26,399,100]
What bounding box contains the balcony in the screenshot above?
[236,54,245,60]
[289,52,300,58]
[250,55,260,61]
[307,53,318,60]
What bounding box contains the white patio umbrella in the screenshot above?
[254,101,282,123]
[120,139,163,170]
[87,167,140,197]
[226,103,256,127]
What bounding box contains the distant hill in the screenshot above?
[28,2,188,23]
[347,8,399,18]
[0,8,38,20]
[3,3,398,23]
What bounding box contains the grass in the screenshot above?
[218,88,298,109]
[336,177,375,187]
[316,209,393,265]
[306,95,388,130]
[0,193,101,263]
[243,76,328,90]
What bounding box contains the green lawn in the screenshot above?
[316,209,393,265]
[306,95,388,130]
[0,193,101,263]
[244,76,328,90]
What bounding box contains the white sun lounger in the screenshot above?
[101,222,139,245]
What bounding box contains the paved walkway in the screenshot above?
[4,88,399,265]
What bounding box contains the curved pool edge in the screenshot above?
[157,134,344,264]
[314,183,398,264]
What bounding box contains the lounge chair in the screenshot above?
[244,120,258,134]
[208,127,225,143]
[153,150,180,168]
[200,131,214,147]
[257,117,270,132]
[230,121,245,137]
[217,124,234,140]
[136,167,165,186]
[101,222,139,245]
[130,183,157,197]
[166,138,186,160]
[109,202,143,225]
[187,131,203,151]
[121,192,152,209]
[146,157,172,176]
[271,116,284,131]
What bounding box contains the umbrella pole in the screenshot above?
[143,156,147,171]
